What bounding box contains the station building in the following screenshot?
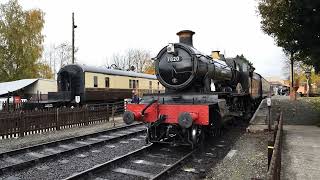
[0,78,57,102]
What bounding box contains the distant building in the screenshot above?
[0,79,57,101]
[265,76,290,95]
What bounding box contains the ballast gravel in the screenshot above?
[0,133,147,180]
[206,131,271,180]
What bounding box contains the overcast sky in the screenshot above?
[15,0,285,78]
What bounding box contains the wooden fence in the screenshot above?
[267,111,283,180]
[0,106,109,139]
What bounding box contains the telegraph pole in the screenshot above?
[72,12,77,64]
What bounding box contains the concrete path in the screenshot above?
[282,125,320,180]
[246,98,273,133]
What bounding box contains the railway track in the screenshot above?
[0,123,145,175]
[64,144,197,180]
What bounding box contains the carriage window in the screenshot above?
[136,80,139,88]
[133,80,136,89]
[129,80,132,88]
[157,82,160,90]
[105,77,109,88]
[93,76,98,87]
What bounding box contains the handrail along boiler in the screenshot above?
[123,30,270,147]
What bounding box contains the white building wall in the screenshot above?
[24,79,57,94]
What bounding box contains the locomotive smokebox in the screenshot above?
[177,30,195,47]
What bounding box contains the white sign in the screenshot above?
[45,104,53,108]
[75,96,80,103]
[267,97,271,107]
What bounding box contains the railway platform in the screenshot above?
[248,96,320,179]
[275,96,320,180]
[246,98,269,133]
[282,125,320,179]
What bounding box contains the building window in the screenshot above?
[94,76,98,87]
[129,80,132,88]
[105,77,109,88]
[136,80,139,89]
[157,82,160,90]
[149,81,152,89]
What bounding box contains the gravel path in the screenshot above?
[0,116,125,153]
[206,131,271,180]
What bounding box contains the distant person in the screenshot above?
[131,90,139,104]
[278,88,281,96]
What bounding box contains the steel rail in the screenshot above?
[151,148,197,180]
[64,144,196,180]
[0,123,142,158]
[0,123,145,174]
[64,144,153,180]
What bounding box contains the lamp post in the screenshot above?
[305,69,311,97]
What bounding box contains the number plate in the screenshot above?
[167,56,182,62]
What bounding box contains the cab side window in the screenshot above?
[242,63,248,72]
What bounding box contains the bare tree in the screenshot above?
[132,49,152,73]
[55,42,76,67]
[110,53,126,70]
[42,42,78,79]
[108,48,152,73]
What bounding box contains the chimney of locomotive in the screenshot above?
[177,30,195,47]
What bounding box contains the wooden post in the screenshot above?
[85,106,89,126]
[112,105,116,127]
[19,111,25,137]
[107,105,109,121]
[7,92,10,112]
[56,108,60,130]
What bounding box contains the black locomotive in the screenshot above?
[124,30,270,148]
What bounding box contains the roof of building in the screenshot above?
[0,79,38,96]
[73,64,157,79]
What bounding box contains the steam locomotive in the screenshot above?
[123,30,270,148]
